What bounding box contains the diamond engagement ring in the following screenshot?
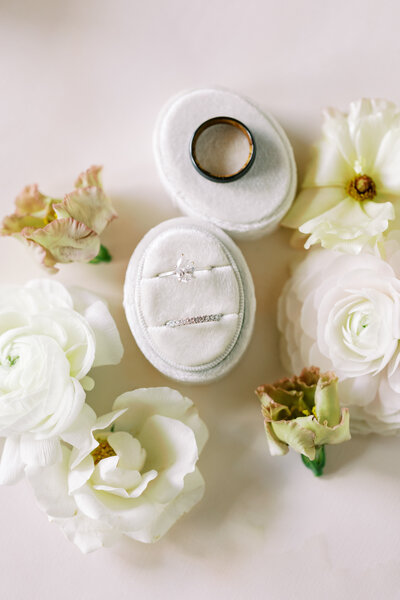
[158,254,195,283]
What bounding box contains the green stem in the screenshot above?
[89,244,112,264]
[301,445,326,477]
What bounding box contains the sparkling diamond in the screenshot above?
[166,314,223,328]
[175,255,195,283]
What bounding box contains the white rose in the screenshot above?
[27,388,208,553]
[0,279,123,483]
[278,240,400,434]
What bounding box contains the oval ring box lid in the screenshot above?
[154,87,297,240]
[124,218,256,383]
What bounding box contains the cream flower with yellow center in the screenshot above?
[283,99,400,254]
[27,388,208,553]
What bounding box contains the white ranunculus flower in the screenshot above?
[278,240,400,434]
[0,279,123,484]
[27,388,208,553]
[283,99,400,253]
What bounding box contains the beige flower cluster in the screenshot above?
[2,166,116,272]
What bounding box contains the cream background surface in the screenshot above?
[0,1,399,599]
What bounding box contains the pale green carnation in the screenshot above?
[256,367,350,461]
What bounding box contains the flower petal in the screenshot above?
[303,140,354,187]
[26,445,77,518]
[307,409,351,447]
[300,197,394,253]
[348,99,398,174]
[282,186,346,229]
[14,184,48,216]
[62,404,126,469]
[24,279,74,310]
[126,467,206,543]
[74,166,103,189]
[108,432,146,471]
[137,414,198,504]
[68,287,123,367]
[1,214,47,234]
[322,106,357,167]
[20,435,62,467]
[26,218,100,264]
[54,512,121,554]
[375,121,400,193]
[54,187,117,236]
[0,436,25,485]
[10,231,59,273]
[271,419,316,460]
[113,388,206,447]
[92,470,157,499]
[68,454,95,493]
[263,422,289,456]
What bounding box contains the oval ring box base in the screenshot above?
[124,218,256,384]
[154,87,297,240]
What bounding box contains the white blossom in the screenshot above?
[27,388,208,553]
[283,99,400,253]
[278,239,400,434]
[0,279,123,483]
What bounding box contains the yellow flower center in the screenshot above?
[91,439,116,465]
[347,175,377,201]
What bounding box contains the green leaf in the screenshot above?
[301,445,326,477]
[89,244,112,264]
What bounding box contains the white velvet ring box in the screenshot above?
[124,218,256,383]
[154,87,297,240]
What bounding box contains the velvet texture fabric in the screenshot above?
[154,87,297,239]
[124,218,256,383]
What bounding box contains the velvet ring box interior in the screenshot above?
[154,87,297,239]
[124,218,256,383]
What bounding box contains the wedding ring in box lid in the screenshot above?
[124,218,256,383]
[154,87,297,240]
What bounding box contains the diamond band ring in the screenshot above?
[166,314,223,328]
